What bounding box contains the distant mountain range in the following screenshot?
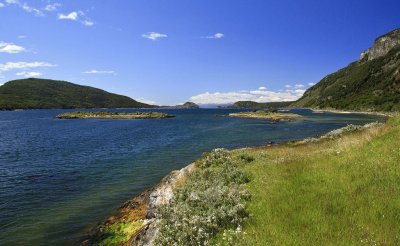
[0,78,154,109]
[292,28,400,111]
[163,102,200,109]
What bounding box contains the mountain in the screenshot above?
[222,100,293,109]
[0,78,154,109]
[292,28,400,111]
[165,102,200,109]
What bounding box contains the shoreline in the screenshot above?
[81,110,389,245]
[81,164,196,246]
[308,108,391,117]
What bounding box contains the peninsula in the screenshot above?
[55,111,175,119]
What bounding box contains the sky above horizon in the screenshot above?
[1,0,400,106]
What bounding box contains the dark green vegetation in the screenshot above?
[55,111,174,119]
[155,149,252,245]
[0,78,154,109]
[293,28,400,111]
[223,100,293,109]
[231,115,400,245]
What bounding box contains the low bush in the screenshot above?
[154,148,251,246]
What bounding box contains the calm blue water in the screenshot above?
[0,109,385,245]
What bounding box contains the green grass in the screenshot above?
[231,116,400,245]
[98,220,142,246]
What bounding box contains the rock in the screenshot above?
[81,163,196,246]
[130,163,196,246]
[360,29,400,61]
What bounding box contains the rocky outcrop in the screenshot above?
[129,163,195,246]
[360,29,400,61]
[81,163,196,246]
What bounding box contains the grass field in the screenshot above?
[232,115,400,245]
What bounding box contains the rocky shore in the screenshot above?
[81,163,196,246]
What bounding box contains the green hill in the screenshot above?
[0,78,154,109]
[292,28,400,111]
[223,100,293,109]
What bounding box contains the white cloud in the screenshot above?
[21,2,43,15]
[141,32,168,41]
[83,70,115,74]
[17,35,27,39]
[4,0,43,16]
[58,11,94,26]
[0,61,56,72]
[82,20,94,26]
[5,0,18,4]
[189,87,306,105]
[16,71,42,77]
[258,86,267,90]
[44,3,61,12]
[0,42,26,53]
[58,11,78,20]
[205,33,224,39]
[285,85,291,88]
[137,98,157,105]
[0,2,4,7]
[308,82,315,86]
[294,84,304,88]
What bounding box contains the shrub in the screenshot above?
[154,149,251,246]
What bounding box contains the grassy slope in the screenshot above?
[0,78,153,109]
[292,45,400,111]
[231,116,400,245]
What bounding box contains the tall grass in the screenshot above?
[235,116,400,245]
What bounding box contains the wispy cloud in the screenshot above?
[294,84,304,88]
[258,86,267,90]
[82,20,94,26]
[16,71,43,77]
[3,2,95,26]
[0,61,56,72]
[308,82,315,86]
[137,98,157,105]
[83,70,115,74]
[58,10,94,26]
[4,0,43,16]
[17,35,27,39]
[0,42,26,53]
[44,3,61,12]
[58,11,78,20]
[204,33,224,39]
[189,86,307,105]
[141,32,168,41]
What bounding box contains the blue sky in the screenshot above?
[1,0,400,106]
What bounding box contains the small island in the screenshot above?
[55,111,175,119]
[228,109,302,121]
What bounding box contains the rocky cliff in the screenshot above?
[360,29,400,61]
